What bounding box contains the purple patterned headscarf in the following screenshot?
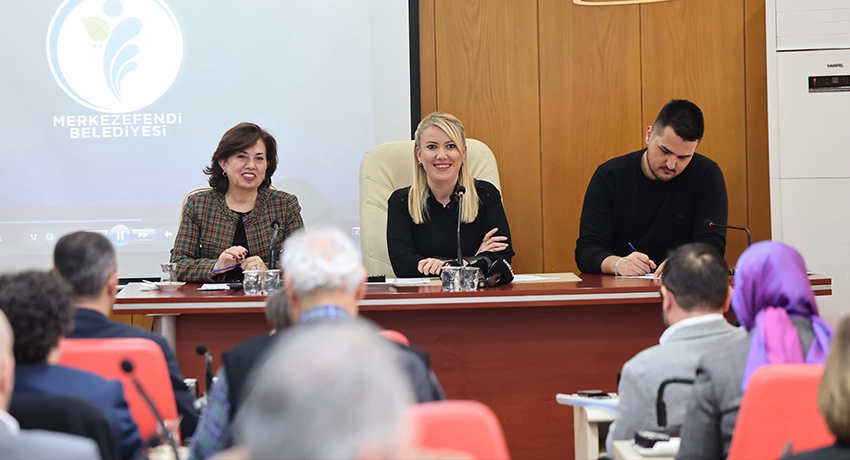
[732,241,833,392]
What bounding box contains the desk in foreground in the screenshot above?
[115,274,832,460]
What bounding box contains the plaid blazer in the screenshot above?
[170,187,304,282]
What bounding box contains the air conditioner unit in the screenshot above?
[767,0,850,324]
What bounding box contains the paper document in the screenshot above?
[616,274,658,279]
[390,278,432,286]
[512,274,557,282]
[198,284,230,291]
[555,393,619,413]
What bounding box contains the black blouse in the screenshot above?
[386,180,514,278]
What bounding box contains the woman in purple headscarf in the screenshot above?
[676,241,833,460]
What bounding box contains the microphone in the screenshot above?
[268,221,280,269]
[195,344,213,399]
[121,359,180,459]
[454,185,466,266]
[704,219,752,247]
[655,377,695,428]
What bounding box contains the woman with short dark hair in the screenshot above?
[171,123,304,282]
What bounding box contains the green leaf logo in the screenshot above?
[80,17,109,42]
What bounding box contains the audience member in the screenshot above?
[0,271,142,459]
[189,227,444,460]
[263,288,291,333]
[54,231,199,438]
[677,241,834,459]
[606,243,745,453]
[785,315,850,459]
[238,321,416,460]
[0,308,101,460]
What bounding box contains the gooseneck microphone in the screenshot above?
[703,219,752,247]
[121,359,180,459]
[195,344,213,398]
[656,378,695,428]
[454,185,466,265]
[268,221,280,269]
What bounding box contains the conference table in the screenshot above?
[114,273,832,460]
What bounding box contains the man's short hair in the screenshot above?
[662,243,729,312]
[238,320,414,459]
[653,99,705,142]
[280,227,364,299]
[264,289,292,331]
[53,231,117,299]
[0,271,75,364]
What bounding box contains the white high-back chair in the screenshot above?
[359,139,501,277]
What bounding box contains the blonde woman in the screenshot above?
[386,112,513,277]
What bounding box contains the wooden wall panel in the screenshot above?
[418,0,437,117]
[433,0,543,274]
[641,0,749,266]
[539,1,643,273]
[745,0,771,243]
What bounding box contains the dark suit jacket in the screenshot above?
[67,307,199,437]
[9,394,120,460]
[14,363,142,460]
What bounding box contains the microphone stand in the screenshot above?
[656,378,695,429]
[704,220,752,247]
[456,189,464,266]
[121,360,180,460]
[268,221,280,269]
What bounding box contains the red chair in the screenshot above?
[59,338,179,443]
[378,329,410,346]
[411,400,510,460]
[728,364,834,459]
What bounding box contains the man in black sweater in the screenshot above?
[575,100,728,276]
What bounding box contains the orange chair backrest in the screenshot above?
[59,338,179,443]
[378,329,410,346]
[411,400,510,460]
[728,364,834,459]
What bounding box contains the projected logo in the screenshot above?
[46,0,183,114]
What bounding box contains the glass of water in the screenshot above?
[243,270,263,296]
[160,263,177,283]
[440,266,462,292]
[262,269,282,295]
[460,266,481,291]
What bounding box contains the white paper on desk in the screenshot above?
[198,284,230,291]
[555,394,619,413]
[616,274,658,279]
[390,278,432,286]
[512,274,557,282]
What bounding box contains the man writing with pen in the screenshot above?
[574,100,728,277]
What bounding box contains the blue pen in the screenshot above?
[627,242,655,274]
[211,262,241,275]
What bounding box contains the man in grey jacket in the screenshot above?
[605,243,745,454]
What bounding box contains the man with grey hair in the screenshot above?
[239,321,416,460]
[53,231,198,438]
[0,307,101,460]
[189,227,444,460]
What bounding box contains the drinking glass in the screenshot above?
[460,266,481,291]
[262,269,282,295]
[440,266,462,292]
[243,270,263,295]
[160,263,177,283]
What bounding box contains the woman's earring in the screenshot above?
[223,171,227,177]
